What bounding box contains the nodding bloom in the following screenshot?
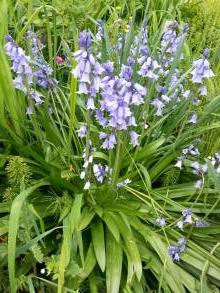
[191,162,208,175]
[195,220,208,227]
[84,181,91,190]
[182,144,200,156]
[100,133,117,150]
[188,113,197,124]
[117,178,131,188]
[96,19,104,41]
[193,98,200,106]
[77,124,87,138]
[168,238,186,261]
[182,209,193,223]
[26,106,33,115]
[138,57,161,80]
[175,156,185,169]
[151,98,165,116]
[129,131,139,146]
[34,60,54,89]
[72,31,103,98]
[191,49,214,84]
[155,216,166,227]
[177,209,193,229]
[93,163,108,183]
[195,179,202,189]
[200,84,207,96]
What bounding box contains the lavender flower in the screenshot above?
[26,106,33,115]
[195,179,202,189]
[96,20,104,41]
[200,84,207,96]
[168,245,181,261]
[132,19,149,64]
[5,35,33,91]
[138,57,161,80]
[168,238,186,262]
[195,220,209,227]
[129,131,139,146]
[93,163,108,183]
[177,209,193,229]
[188,113,197,124]
[182,209,193,224]
[151,98,165,116]
[100,133,117,150]
[191,53,214,84]
[33,61,54,89]
[191,162,207,175]
[155,216,166,227]
[73,31,103,97]
[29,91,43,105]
[77,124,87,138]
[193,98,200,106]
[161,21,187,58]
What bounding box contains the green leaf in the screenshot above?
[103,212,120,243]
[106,229,123,293]
[91,220,106,272]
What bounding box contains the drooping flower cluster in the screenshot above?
[175,142,200,166]
[72,20,215,196]
[174,140,209,189]
[191,49,214,95]
[131,19,148,64]
[96,19,104,41]
[168,238,186,261]
[5,35,33,92]
[27,30,57,90]
[5,32,58,114]
[72,31,103,108]
[98,63,146,147]
[161,21,188,66]
[4,35,43,113]
[176,208,209,230]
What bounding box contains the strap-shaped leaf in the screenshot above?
[106,229,122,293]
[91,220,106,272]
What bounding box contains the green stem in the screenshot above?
[112,132,122,186]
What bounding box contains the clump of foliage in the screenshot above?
[180,0,220,53]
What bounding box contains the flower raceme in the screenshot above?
[72,21,214,190]
[4,33,57,114]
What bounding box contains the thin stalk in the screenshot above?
[112,132,122,186]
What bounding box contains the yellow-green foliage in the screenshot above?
[181,0,220,52]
